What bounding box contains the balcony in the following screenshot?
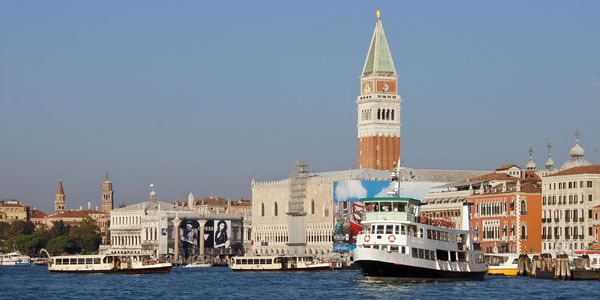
[542,235,546,239]
[554,218,560,222]
[565,218,571,223]
[579,218,585,222]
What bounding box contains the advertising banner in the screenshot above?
[180,220,199,248]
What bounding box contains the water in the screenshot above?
[1,266,599,300]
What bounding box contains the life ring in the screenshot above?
[364,235,371,242]
[547,261,554,269]
[388,235,396,242]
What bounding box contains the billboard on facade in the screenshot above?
[180,220,199,248]
[332,180,444,251]
[201,220,232,249]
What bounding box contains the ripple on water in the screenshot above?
[1,267,600,300]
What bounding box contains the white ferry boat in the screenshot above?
[229,255,330,272]
[47,253,172,274]
[486,253,519,276]
[352,164,487,282]
[0,252,31,266]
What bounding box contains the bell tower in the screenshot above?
[101,173,113,213]
[55,177,66,214]
[357,10,402,170]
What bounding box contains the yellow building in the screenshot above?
[0,200,28,223]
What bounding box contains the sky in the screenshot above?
[1,1,599,213]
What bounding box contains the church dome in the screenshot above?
[526,160,536,170]
[570,142,584,157]
[560,135,590,171]
[545,156,554,169]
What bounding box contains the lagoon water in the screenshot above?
[1,266,599,300]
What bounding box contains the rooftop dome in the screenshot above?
[545,156,554,169]
[560,133,590,171]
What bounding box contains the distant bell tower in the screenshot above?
[357,10,402,170]
[101,173,114,213]
[55,177,66,214]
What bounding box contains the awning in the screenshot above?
[509,226,515,232]
[509,201,514,206]
[500,243,508,247]
[501,227,507,232]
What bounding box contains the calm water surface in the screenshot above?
[1,266,599,300]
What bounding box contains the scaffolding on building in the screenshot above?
[287,161,309,255]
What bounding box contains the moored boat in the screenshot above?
[183,262,212,268]
[486,253,519,276]
[229,255,330,272]
[46,253,172,274]
[0,252,31,266]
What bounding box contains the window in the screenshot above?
[311,200,315,214]
[274,202,278,216]
[588,181,593,188]
[94,258,101,264]
[589,195,593,202]
[261,203,265,217]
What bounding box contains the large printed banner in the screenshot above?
[332,180,444,251]
[179,219,231,249]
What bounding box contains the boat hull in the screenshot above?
[488,268,517,276]
[49,265,172,274]
[356,260,486,282]
[231,266,330,272]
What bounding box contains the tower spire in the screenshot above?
[357,10,402,171]
[55,177,66,214]
[545,139,554,169]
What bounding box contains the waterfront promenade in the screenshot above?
[1,266,599,300]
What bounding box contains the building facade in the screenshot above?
[542,165,600,252]
[0,200,28,223]
[357,11,402,170]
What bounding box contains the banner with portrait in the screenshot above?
[213,220,231,249]
[179,220,199,248]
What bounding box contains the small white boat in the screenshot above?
[183,262,212,268]
[486,253,519,276]
[0,252,31,266]
[230,255,330,272]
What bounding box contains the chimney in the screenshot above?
[88,202,91,210]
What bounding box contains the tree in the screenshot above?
[3,221,34,240]
[49,220,70,239]
[68,218,101,254]
[3,230,45,255]
[46,236,75,255]
[0,222,10,239]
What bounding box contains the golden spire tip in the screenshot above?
[376,9,381,19]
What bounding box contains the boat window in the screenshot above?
[370,225,376,234]
[424,250,430,260]
[392,202,399,212]
[236,259,241,264]
[376,225,384,234]
[394,225,400,234]
[85,258,93,264]
[380,202,392,212]
[450,251,457,262]
[427,229,432,239]
[401,246,406,254]
[476,254,485,264]
[367,202,379,212]
[70,258,77,265]
[259,259,266,265]
[411,248,418,258]
[418,248,425,259]
[390,246,399,252]
[267,259,272,264]
[241,259,247,264]
[436,249,449,261]
[398,202,407,212]
[511,258,518,264]
[77,258,84,264]
[401,225,406,235]
[419,228,424,238]
[385,225,393,234]
[94,258,101,264]
[55,258,61,265]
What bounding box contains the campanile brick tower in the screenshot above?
[357,10,402,170]
[55,178,66,214]
[101,173,113,213]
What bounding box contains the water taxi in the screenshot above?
[47,253,172,274]
[486,253,519,276]
[0,252,31,266]
[352,163,487,282]
[229,255,330,272]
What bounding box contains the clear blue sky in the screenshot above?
[1,1,599,213]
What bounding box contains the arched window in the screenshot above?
[377,109,381,120]
[521,199,527,215]
[386,109,390,120]
[311,200,315,215]
[521,225,526,240]
[391,110,394,120]
[261,203,265,217]
[274,202,278,216]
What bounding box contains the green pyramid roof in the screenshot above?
[362,17,397,76]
